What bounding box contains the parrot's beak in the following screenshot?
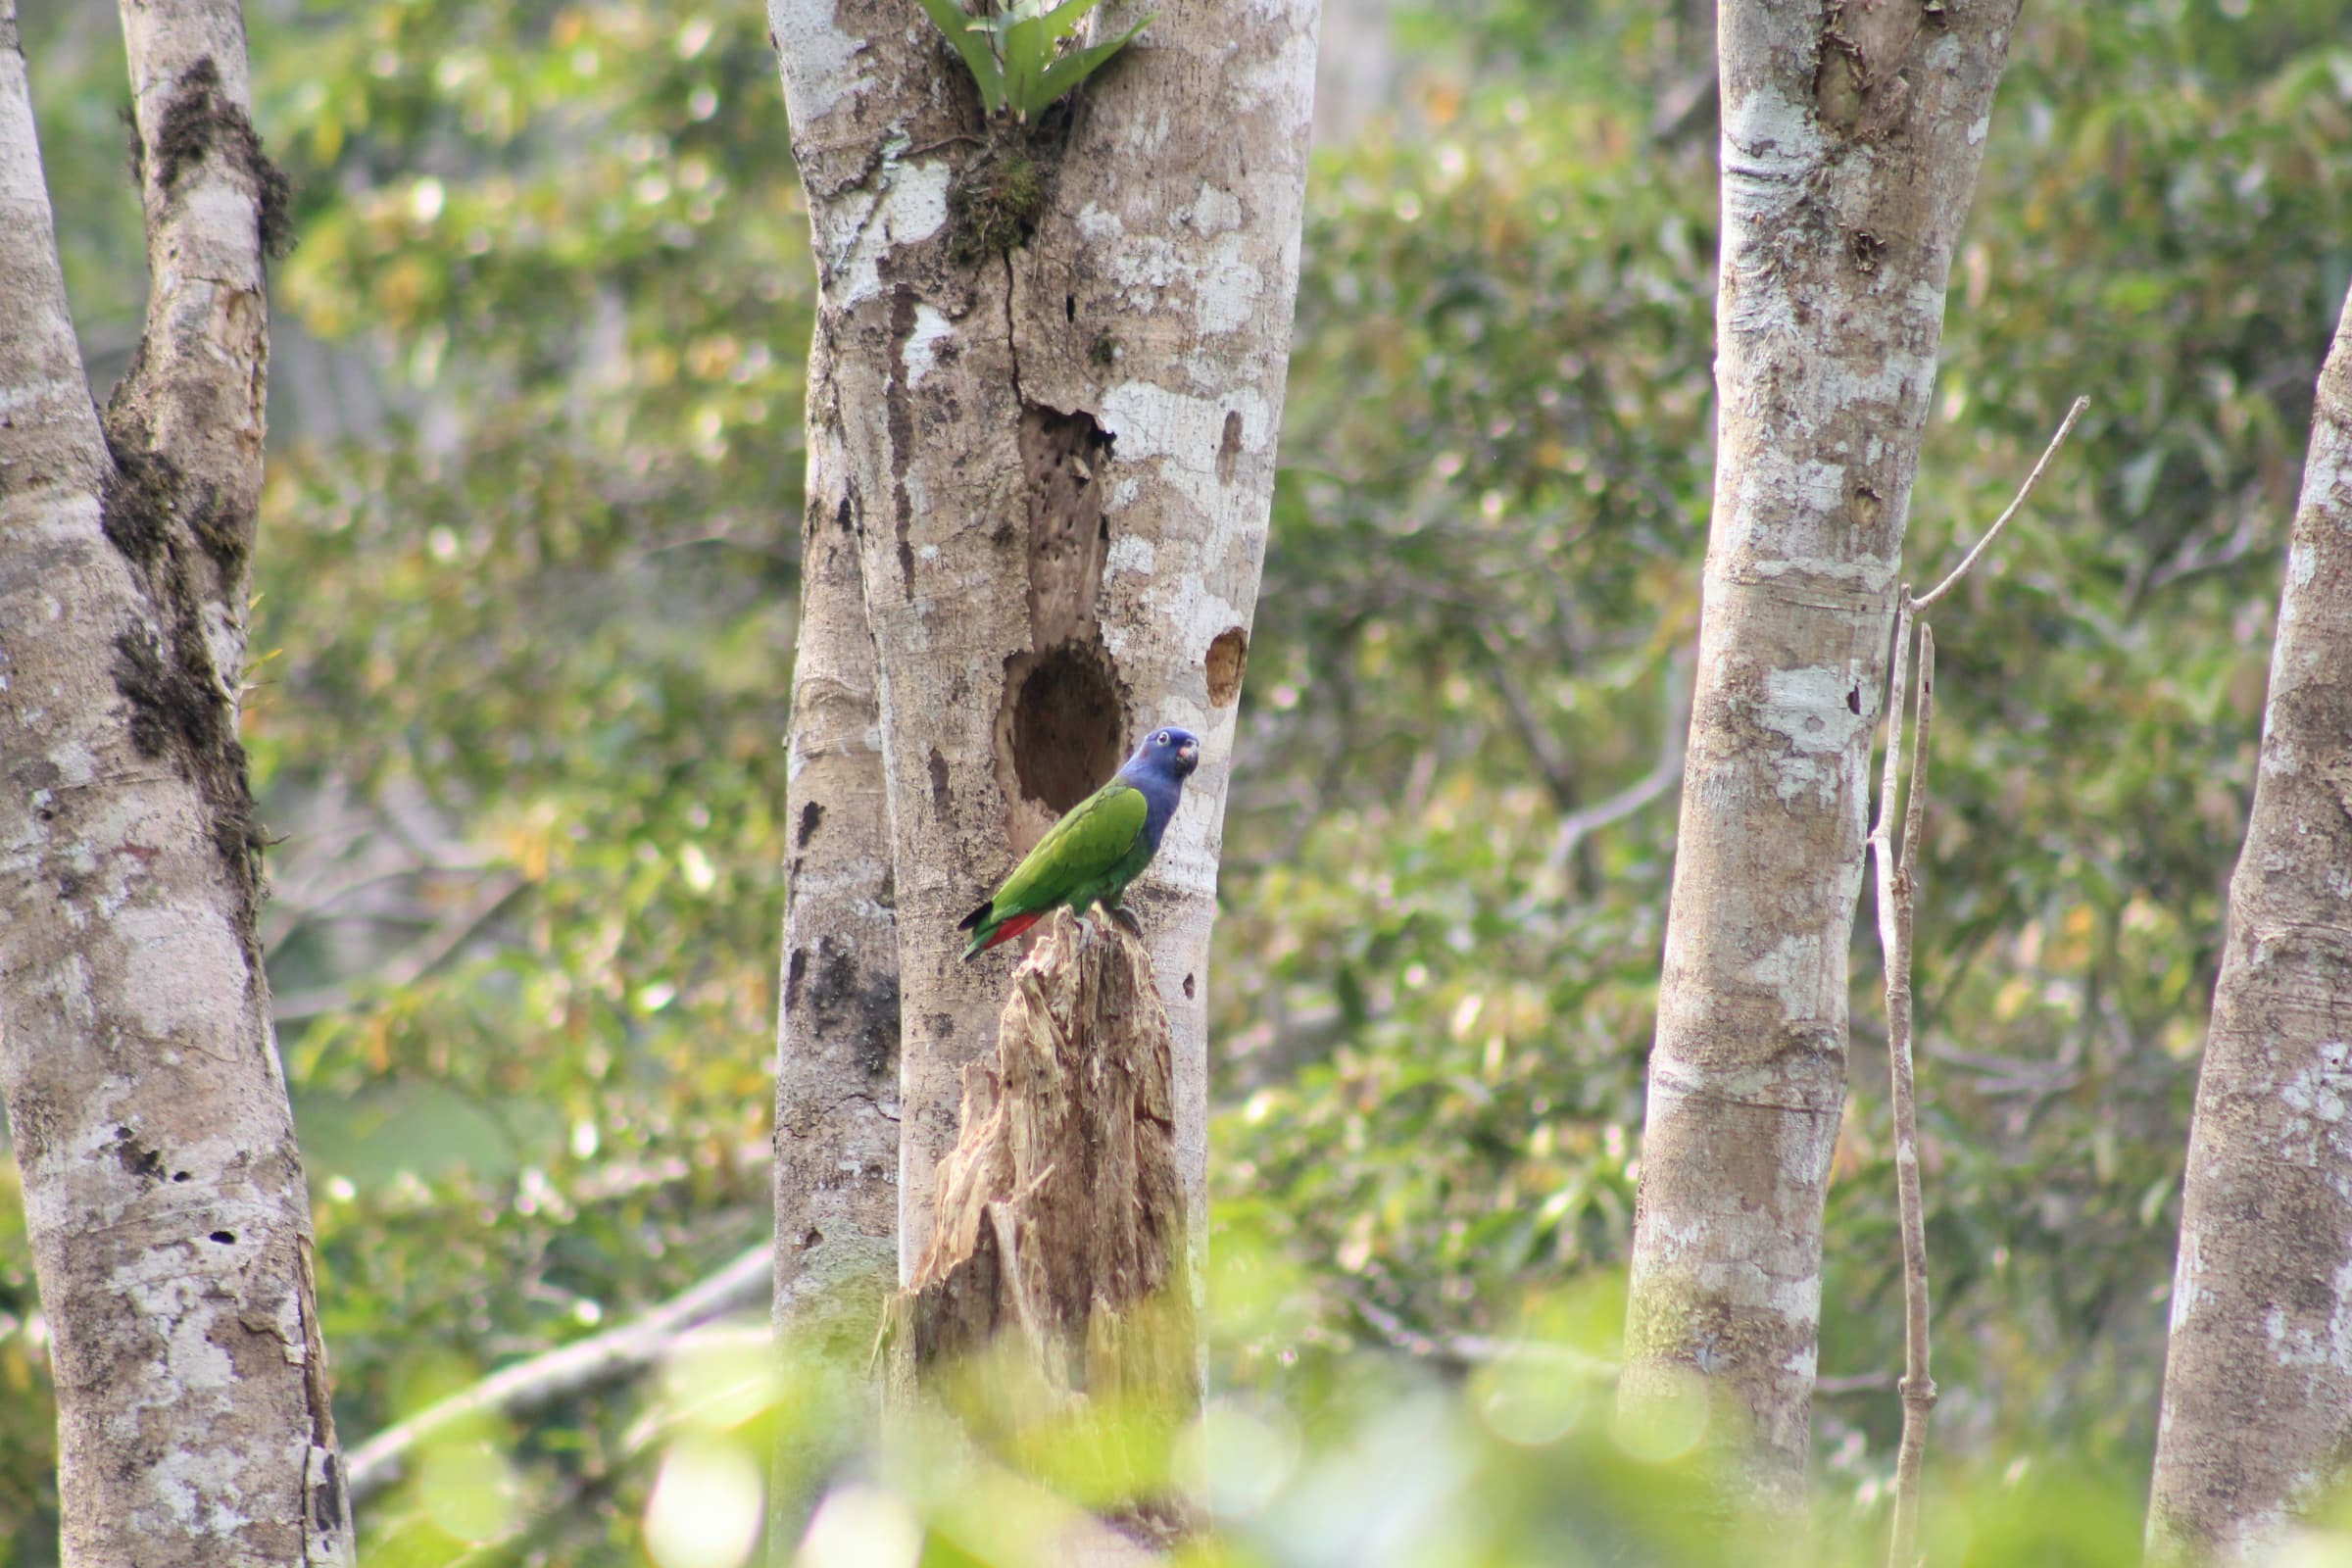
[1176,739,1199,773]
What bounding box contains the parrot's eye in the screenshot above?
[1155,731,1169,745]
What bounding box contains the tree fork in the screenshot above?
[0,2,353,1562]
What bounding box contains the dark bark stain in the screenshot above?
[146,55,295,260]
[111,620,261,906]
[992,406,1129,816]
[97,443,181,566]
[1017,405,1114,649]
[1217,409,1244,484]
[885,286,919,589]
[108,1126,166,1182]
[805,938,901,1080]
[929,747,954,822]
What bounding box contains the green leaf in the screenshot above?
[1032,10,1152,112]
[996,3,1055,120]
[916,0,1008,114]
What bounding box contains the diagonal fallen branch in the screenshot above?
[343,1244,768,1506]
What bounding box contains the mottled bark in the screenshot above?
[2147,287,2352,1564]
[766,0,1317,1293]
[768,351,901,1544]
[1621,0,2016,1513]
[882,911,1193,1538]
[0,2,352,1564]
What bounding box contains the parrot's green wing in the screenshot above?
[989,779,1148,915]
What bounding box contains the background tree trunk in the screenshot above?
[767,0,1317,1298]
[768,361,902,1539]
[0,2,352,1563]
[1618,0,2017,1514]
[2145,287,2352,1564]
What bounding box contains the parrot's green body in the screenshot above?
[958,726,1200,959]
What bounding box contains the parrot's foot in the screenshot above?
[1108,905,1144,937]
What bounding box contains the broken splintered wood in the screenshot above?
[880,908,1197,1540]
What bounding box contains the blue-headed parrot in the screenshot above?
[958,725,1200,958]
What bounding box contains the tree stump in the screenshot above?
[881,908,1196,1539]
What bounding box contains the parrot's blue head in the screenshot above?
[1118,726,1200,852]
[1123,725,1200,783]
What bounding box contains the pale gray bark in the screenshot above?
[772,410,899,1355]
[766,0,1317,1299]
[0,3,351,1564]
[768,343,902,1548]
[1620,0,2017,1514]
[2146,286,2352,1565]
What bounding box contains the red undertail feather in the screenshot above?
[979,911,1044,952]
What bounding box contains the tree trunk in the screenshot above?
[766,0,1316,1301]
[0,3,353,1564]
[1619,0,2017,1514]
[768,353,902,1539]
[2145,287,2352,1565]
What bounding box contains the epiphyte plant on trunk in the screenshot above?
[917,0,1153,122]
[920,0,1154,262]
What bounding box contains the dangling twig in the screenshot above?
[1871,606,1937,1568]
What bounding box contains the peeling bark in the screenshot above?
[0,5,351,1565]
[2147,287,2352,1565]
[881,911,1194,1543]
[1620,0,2017,1514]
[766,0,1317,1298]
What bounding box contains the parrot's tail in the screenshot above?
[958,909,1042,960]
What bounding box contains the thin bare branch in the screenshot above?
[1909,397,2090,612]
[1479,624,1579,808]
[1545,647,1692,876]
[1347,1291,1614,1376]
[1817,1371,1902,1396]
[343,1245,768,1505]
[1871,614,1938,1568]
[1870,599,1915,865]
[271,872,528,1021]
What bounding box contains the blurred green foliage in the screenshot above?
[5,0,2352,1562]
